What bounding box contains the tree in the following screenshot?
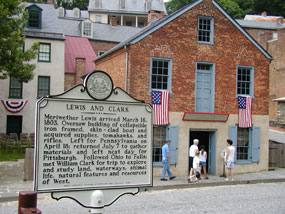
[253,0,285,17]
[166,0,246,19]
[0,0,38,83]
[56,0,89,10]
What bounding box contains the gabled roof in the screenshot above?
[237,19,285,30]
[88,0,167,14]
[58,18,143,43]
[65,36,96,74]
[95,0,272,62]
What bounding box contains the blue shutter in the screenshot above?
[252,126,260,162]
[228,126,237,162]
[168,126,178,165]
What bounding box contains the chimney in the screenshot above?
[261,11,267,17]
[75,58,86,84]
[277,17,283,25]
[148,10,164,24]
[110,16,117,26]
[47,0,56,7]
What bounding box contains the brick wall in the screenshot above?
[245,28,285,120]
[89,40,118,58]
[64,58,86,91]
[96,0,270,115]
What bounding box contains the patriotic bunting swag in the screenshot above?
[152,90,170,125]
[1,100,28,113]
[238,96,252,128]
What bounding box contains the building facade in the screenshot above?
[237,14,285,122]
[0,3,65,139]
[95,0,272,176]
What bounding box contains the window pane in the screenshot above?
[153,126,166,162]
[38,76,50,98]
[38,43,50,62]
[237,128,250,160]
[151,58,170,90]
[198,17,212,43]
[9,77,22,98]
[29,11,40,28]
[237,67,252,95]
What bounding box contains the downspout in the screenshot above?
[124,44,129,92]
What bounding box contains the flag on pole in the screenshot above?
[152,90,170,125]
[238,96,253,128]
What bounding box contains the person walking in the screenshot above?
[160,139,176,181]
[224,139,235,181]
[187,139,199,183]
[199,145,209,179]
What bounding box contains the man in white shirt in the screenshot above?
[187,139,199,183]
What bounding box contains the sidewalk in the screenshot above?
[1,159,285,203]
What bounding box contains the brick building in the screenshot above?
[95,0,272,176]
[237,14,285,122]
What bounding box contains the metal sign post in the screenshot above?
[34,71,153,212]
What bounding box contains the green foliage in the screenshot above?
[165,0,285,19]
[166,0,194,14]
[0,141,33,161]
[217,0,245,19]
[56,0,89,10]
[253,0,285,17]
[0,0,38,83]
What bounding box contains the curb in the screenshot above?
[140,178,285,192]
[1,178,285,203]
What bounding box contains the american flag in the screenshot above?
[238,96,253,128]
[152,90,170,125]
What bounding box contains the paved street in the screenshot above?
[1,182,285,214]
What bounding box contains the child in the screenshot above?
[199,145,209,179]
[189,151,201,183]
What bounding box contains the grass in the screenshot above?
[0,141,33,161]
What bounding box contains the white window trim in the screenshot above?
[82,20,93,38]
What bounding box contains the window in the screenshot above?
[38,76,50,98]
[27,5,42,29]
[73,8,80,18]
[94,0,102,8]
[198,16,213,43]
[273,32,278,40]
[82,21,93,37]
[229,126,260,163]
[38,43,51,62]
[58,7,65,17]
[237,66,254,96]
[153,126,167,162]
[119,0,126,9]
[237,128,250,160]
[146,0,152,11]
[126,21,132,26]
[151,58,172,91]
[98,51,105,56]
[9,77,22,98]
[95,15,102,23]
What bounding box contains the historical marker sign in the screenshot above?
[34,71,153,193]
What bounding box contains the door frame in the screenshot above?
[189,130,216,175]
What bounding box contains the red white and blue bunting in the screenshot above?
[1,100,28,113]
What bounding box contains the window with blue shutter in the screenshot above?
[228,125,260,163]
[252,126,260,162]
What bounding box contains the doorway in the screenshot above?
[189,130,216,175]
[6,115,22,139]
